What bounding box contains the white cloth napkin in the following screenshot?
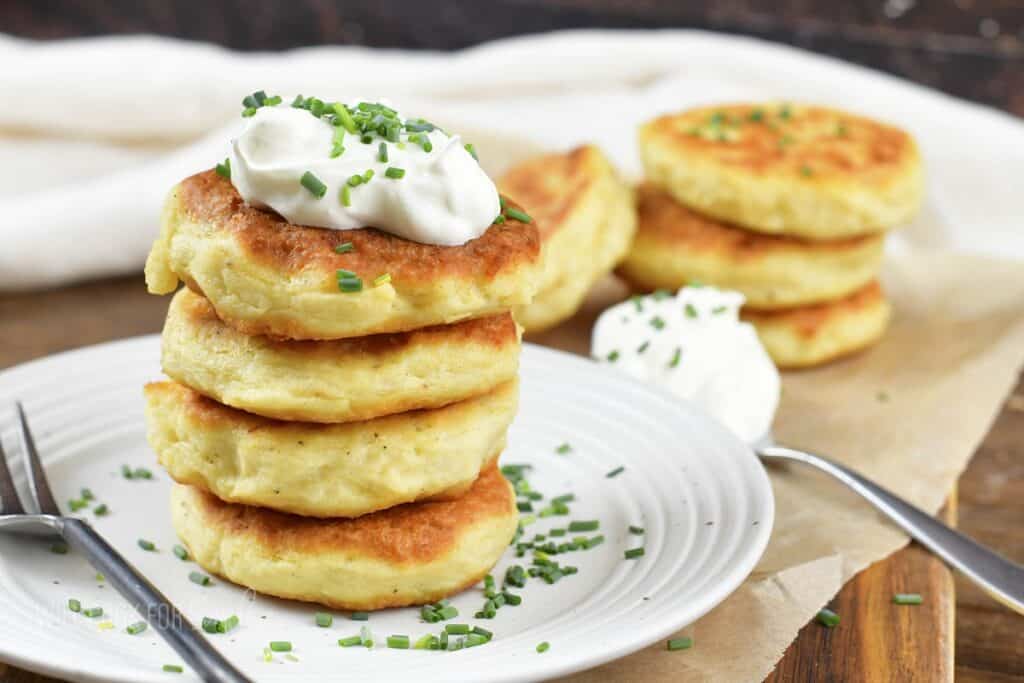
[1,29,1022,290]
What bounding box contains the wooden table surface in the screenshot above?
[0,278,1022,681]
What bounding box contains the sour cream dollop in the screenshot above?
[592,286,780,444]
[229,102,500,245]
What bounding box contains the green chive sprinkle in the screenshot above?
[377,142,389,163]
[517,501,533,513]
[138,539,156,552]
[360,625,374,647]
[437,605,459,621]
[465,143,478,161]
[801,165,814,177]
[606,350,620,362]
[338,184,352,207]
[189,571,211,586]
[712,305,727,315]
[445,623,470,635]
[202,617,221,634]
[338,635,363,647]
[556,443,572,455]
[215,159,231,179]
[667,636,693,651]
[337,274,363,292]
[162,664,184,673]
[387,635,410,649]
[315,612,333,627]
[625,547,645,559]
[121,465,134,479]
[69,498,88,512]
[93,503,109,516]
[650,316,666,330]
[262,647,273,662]
[133,467,153,479]
[493,214,506,224]
[126,621,148,635]
[68,598,81,612]
[220,615,239,633]
[334,242,354,254]
[81,488,94,501]
[749,109,764,122]
[171,545,188,561]
[346,174,363,187]
[351,611,369,621]
[300,171,327,199]
[668,347,682,368]
[536,641,550,653]
[385,167,406,179]
[893,593,923,605]
[269,641,292,652]
[506,207,532,224]
[83,607,103,618]
[629,525,645,535]
[606,466,625,478]
[816,608,840,628]
[684,303,698,318]
[373,273,391,287]
[568,520,599,532]
[637,340,650,354]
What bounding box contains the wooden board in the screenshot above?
[1,276,1020,681]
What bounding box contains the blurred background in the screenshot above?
[3,0,1023,114]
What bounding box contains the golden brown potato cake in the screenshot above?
[145,170,540,340]
[170,462,517,610]
[640,103,923,239]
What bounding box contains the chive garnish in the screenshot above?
[815,608,840,627]
[68,598,81,612]
[506,207,532,224]
[137,539,156,552]
[334,242,354,254]
[376,142,388,163]
[189,571,211,586]
[351,611,369,621]
[126,621,148,635]
[360,625,374,647]
[464,143,478,160]
[444,623,470,635]
[172,544,188,561]
[202,617,221,634]
[215,159,231,179]
[637,340,650,354]
[414,634,437,650]
[269,641,292,652]
[517,501,533,513]
[801,165,814,177]
[684,303,698,318]
[606,350,620,363]
[385,167,406,179]
[650,316,666,330]
[337,274,363,292]
[300,171,327,199]
[220,615,239,633]
[69,499,88,512]
[82,607,103,618]
[555,443,572,455]
[387,635,410,649]
[338,635,362,647]
[893,593,923,605]
[568,520,599,532]
[93,503,109,516]
[629,525,645,535]
[625,547,645,559]
[315,612,333,627]
[373,273,391,287]
[162,664,184,673]
[606,466,625,478]
[536,641,550,653]
[668,347,682,368]
[133,467,153,479]
[81,488,94,501]
[667,636,693,651]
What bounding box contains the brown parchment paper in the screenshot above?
[472,131,1024,681]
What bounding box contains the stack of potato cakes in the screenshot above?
[620,103,923,368]
[142,169,540,610]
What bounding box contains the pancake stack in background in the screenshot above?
[620,103,924,368]
[142,169,540,610]
[499,145,637,333]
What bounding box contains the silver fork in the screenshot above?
[0,402,251,683]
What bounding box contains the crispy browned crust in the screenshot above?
[177,170,539,285]
[635,183,882,258]
[642,103,917,182]
[742,280,884,338]
[185,462,513,566]
[498,145,611,241]
[178,285,518,355]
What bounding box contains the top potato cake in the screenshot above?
[640,103,923,239]
[145,170,541,340]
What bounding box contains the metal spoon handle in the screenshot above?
[759,444,1024,614]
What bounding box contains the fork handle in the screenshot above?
[59,518,251,682]
[759,445,1024,614]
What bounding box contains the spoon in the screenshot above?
[755,434,1024,615]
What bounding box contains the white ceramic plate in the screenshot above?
[0,336,772,683]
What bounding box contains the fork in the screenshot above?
[0,402,251,683]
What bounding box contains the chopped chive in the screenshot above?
[133,467,153,479]
[215,158,231,179]
[606,466,625,478]
[712,305,728,315]
[568,520,599,532]
[637,340,651,354]
[444,623,470,635]
[536,641,550,653]
[300,171,327,199]
[555,443,572,455]
[95,573,105,582]
[93,503,109,516]
[749,109,764,122]
[517,501,533,513]
[360,625,374,647]
[386,635,410,649]
[893,593,923,605]
[162,664,184,673]
[800,165,814,177]
[586,534,605,548]
[172,544,188,561]
[815,608,840,627]
[202,617,221,634]
[262,647,273,662]
[377,142,389,163]
[385,166,405,179]
[351,611,369,621]
[220,615,239,633]
[68,498,88,512]
[126,621,148,635]
[502,591,522,606]
[549,528,566,537]
[606,350,620,362]
[505,207,532,224]
[464,143,478,160]
[466,633,489,648]
[413,634,437,650]
[346,174,364,188]
[667,636,693,651]
[338,635,363,647]
[68,598,81,612]
[189,571,211,586]
[338,275,363,292]
[121,465,134,479]
[315,612,333,627]
[82,607,103,618]
[436,605,459,621]
[684,303,698,319]
[81,488,94,501]
[137,539,156,552]
[338,184,352,207]
[373,273,391,287]
[668,347,682,368]
[552,493,574,504]
[471,625,493,639]
[650,316,666,330]
[269,641,292,652]
[493,214,506,224]
[334,242,354,254]
[625,547,645,559]
[629,525,645,535]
